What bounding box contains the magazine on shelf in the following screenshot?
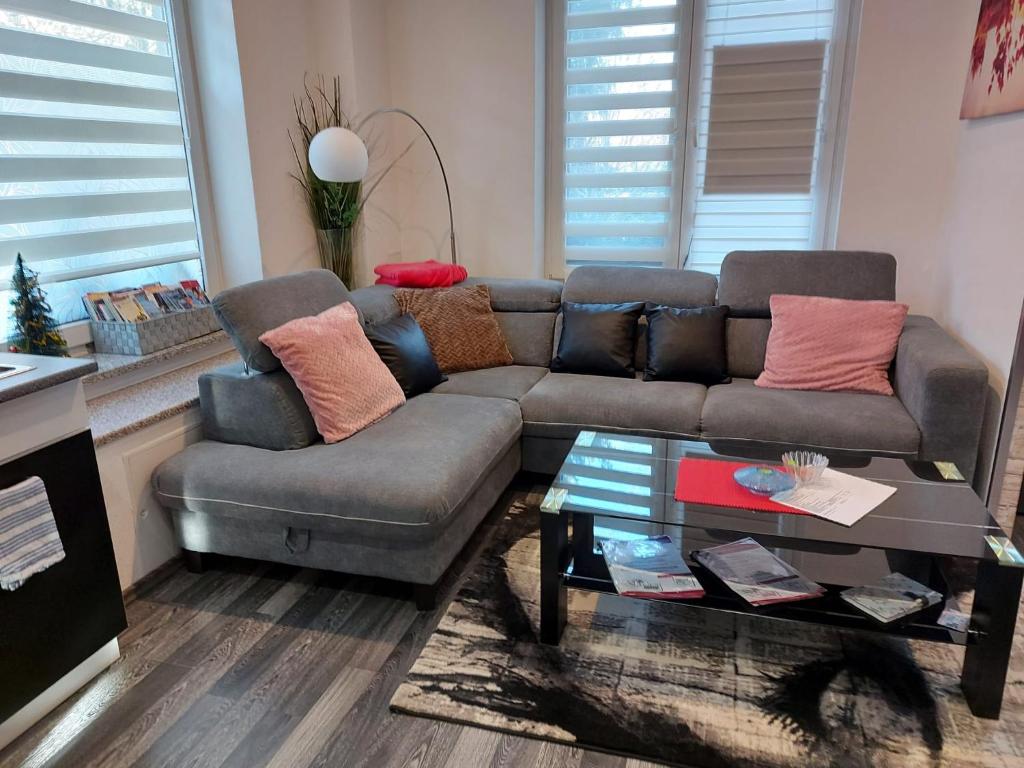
[600,536,705,600]
[692,537,825,606]
[840,573,942,624]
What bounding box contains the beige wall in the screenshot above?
[231,0,319,278]
[383,0,545,279]
[838,0,1024,389]
[220,0,544,286]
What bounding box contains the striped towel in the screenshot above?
[0,476,65,591]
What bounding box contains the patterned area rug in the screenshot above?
[391,501,1024,767]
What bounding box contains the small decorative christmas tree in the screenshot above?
[8,253,67,356]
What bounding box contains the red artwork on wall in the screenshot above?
[961,0,1024,118]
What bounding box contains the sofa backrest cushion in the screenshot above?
[562,266,718,307]
[350,284,400,325]
[496,312,556,367]
[463,277,562,312]
[718,250,896,318]
[213,269,356,373]
[351,278,562,368]
[726,317,772,379]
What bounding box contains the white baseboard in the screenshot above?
[0,638,120,752]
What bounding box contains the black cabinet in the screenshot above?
[0,430,127,722]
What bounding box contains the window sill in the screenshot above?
[82,330,233,401]
[87,348,238,447]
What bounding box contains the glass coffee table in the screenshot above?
[538,431,1024,719]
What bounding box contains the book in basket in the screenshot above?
[599,536,704,600]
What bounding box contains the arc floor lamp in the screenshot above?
[307,108,458,265]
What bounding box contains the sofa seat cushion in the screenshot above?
[520,372,705,439]
[152,393,522,542]
[431,365,547,401]
[701,378,920,455]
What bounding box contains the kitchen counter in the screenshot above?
[0,353,97,405]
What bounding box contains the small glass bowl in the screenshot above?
[781,451,829,486]
[734,465,796,496]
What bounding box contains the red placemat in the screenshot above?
[674,458,809,515]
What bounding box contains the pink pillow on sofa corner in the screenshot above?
[755,294,909,396]
[259,302,405,443]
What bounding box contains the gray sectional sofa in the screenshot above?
[152,251,989,607]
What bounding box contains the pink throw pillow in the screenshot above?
[259,302,405,443]
[755,295,909,396]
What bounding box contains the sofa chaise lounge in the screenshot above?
[152,251,989,607]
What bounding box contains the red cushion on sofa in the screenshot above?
[755,294,908,396]
[374,259,468,288]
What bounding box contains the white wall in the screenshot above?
[185,0,263,288]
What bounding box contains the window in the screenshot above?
[0,0,207,341]
[547,0,853,276]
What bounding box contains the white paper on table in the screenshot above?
[770,468,896,526]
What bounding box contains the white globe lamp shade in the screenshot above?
[308,126,368,182]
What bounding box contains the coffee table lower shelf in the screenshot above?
[561,562,973,646]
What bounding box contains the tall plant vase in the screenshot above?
[316,227,355,288]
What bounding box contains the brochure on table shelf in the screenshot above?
[770,468,897,527]
[840,572,942,624]
[692,537,825,606]
[600,535,705,600]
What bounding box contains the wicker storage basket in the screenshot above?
[91,306,220,356]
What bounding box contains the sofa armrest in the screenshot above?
[894,315,988,478]
[199,362,318,451]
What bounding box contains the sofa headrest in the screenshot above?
[350,277,563,325]
[213,269,356,373]
[462,277,562,312]
[562,266,717,307]
[718,250,896,318]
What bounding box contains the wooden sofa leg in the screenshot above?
[183,549,206,574]
[413,581,441,611]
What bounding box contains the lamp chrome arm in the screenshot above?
[356,107,457,266]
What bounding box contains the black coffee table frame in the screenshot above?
[538,432,1024,719]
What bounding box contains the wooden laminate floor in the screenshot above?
[0,479,664,768]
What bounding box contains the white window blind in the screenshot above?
[686,0,837,273]
[557,0,688,268]
[0,0,204,339]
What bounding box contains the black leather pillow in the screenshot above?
[644,304,731,385]
[364,313,446,397]
[551,301,644,377]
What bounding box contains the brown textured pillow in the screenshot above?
[394,284,513,373]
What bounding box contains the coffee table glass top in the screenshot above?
[541,431,1020,565]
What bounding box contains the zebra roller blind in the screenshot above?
[0,0,204,337]
[558,0,688,268]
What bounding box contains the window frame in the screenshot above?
[544,0,860,279]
